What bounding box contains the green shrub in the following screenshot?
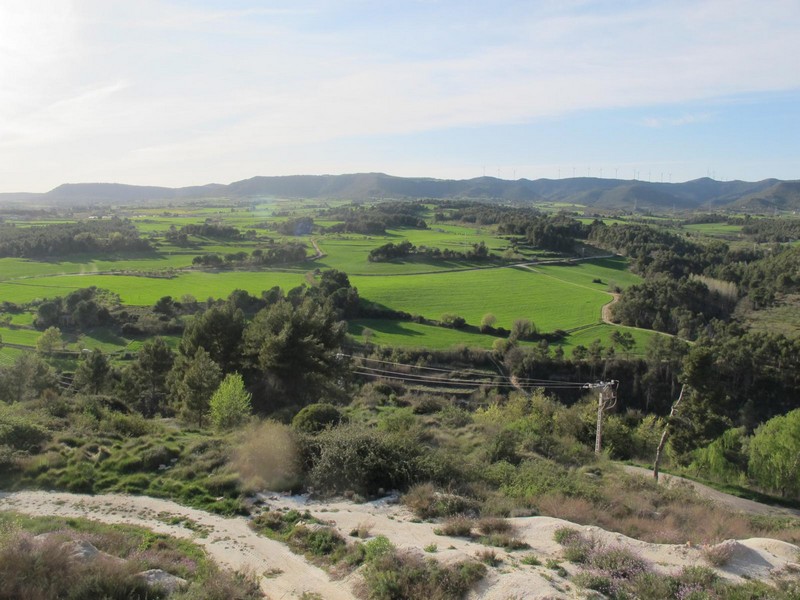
[361,550,485,600]
[402,483,478,519]
[288,526,345,557]
[291,403,344,433]
[363,535,395,562]
[305,424,426,496]
[0,412,48,452]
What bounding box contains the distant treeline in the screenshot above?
[319,202,427,235]
[165,222,247,244]
[0,219,151,258]
[368,240,493,262]
[192,242,308,267]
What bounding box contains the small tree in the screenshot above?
[748,409,800,498]
[210,373,252,430]
[510,318,535,342]
[170,347,222,427]
[480,313,497,333]
[73,349,112,394]
[36,326,62,355]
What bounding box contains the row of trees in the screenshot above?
[367,240,492,262]
[191,243,308,267]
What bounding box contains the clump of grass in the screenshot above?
[348,520,373,539]
[402,483,477,520]
[520,554,541,566]
[476,516,513,535]
[288,526,346,558]
[477,532,529,550]
[553,527,595,564]
[434,515,474,537]
[476,548,501,567]
[424,543,437,553]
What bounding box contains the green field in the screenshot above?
[353,265,610,331]
[0,203,658,352]
[0,270,309,305]
[684,223,744,237]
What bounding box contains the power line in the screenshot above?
[343,354,594,390]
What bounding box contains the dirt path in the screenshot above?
[3,489,797,599]
[602,292,621,324]
[622,465,800,517]
[0,491,356,600]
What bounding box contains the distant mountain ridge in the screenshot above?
[1,173,798,211]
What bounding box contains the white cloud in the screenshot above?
[1,0,799,189]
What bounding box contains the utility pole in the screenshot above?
[584,380,618,455]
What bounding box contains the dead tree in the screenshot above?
[653,384,687,482]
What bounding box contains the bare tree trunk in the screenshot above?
[653,384,686,482]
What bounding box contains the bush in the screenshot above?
[402,483,478,519]
[291,403,344,434]
[360,550,485,600]
[304,424,426,496]
[435,515,474,537]
[0,411,48,452]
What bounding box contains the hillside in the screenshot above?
[2,173,799,211]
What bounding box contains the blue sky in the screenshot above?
[1,0,799,191]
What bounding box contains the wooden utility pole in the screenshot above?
[653,384,686,482]
[585,380,618,455]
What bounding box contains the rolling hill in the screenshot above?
[1,173,799,211]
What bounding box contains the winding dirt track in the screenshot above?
[2,488,799,599]
[622,465,800,518]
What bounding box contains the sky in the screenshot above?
[1,0,800,192]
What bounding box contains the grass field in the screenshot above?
[0,270,310,305]
[353,265,610,331]
[684,223,744,237]
[349,319,659,355]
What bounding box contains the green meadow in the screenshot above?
[352,266,610,331]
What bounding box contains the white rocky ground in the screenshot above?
[1,485,798,599]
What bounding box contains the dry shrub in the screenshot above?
[476,548,500,566]
[536,494,597,525]
[435,515,474,537]
[701,541,737,567]
[476,517,513,536]
[349,520,374,539]
[231,420,301,492]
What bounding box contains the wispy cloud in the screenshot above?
[641,113,714,128]
[1,0,799,189]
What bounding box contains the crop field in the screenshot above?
[352,266,610,331]
[684,223,744,237]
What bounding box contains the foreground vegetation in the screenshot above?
[1,196,800,597]
[0,511,260,600]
